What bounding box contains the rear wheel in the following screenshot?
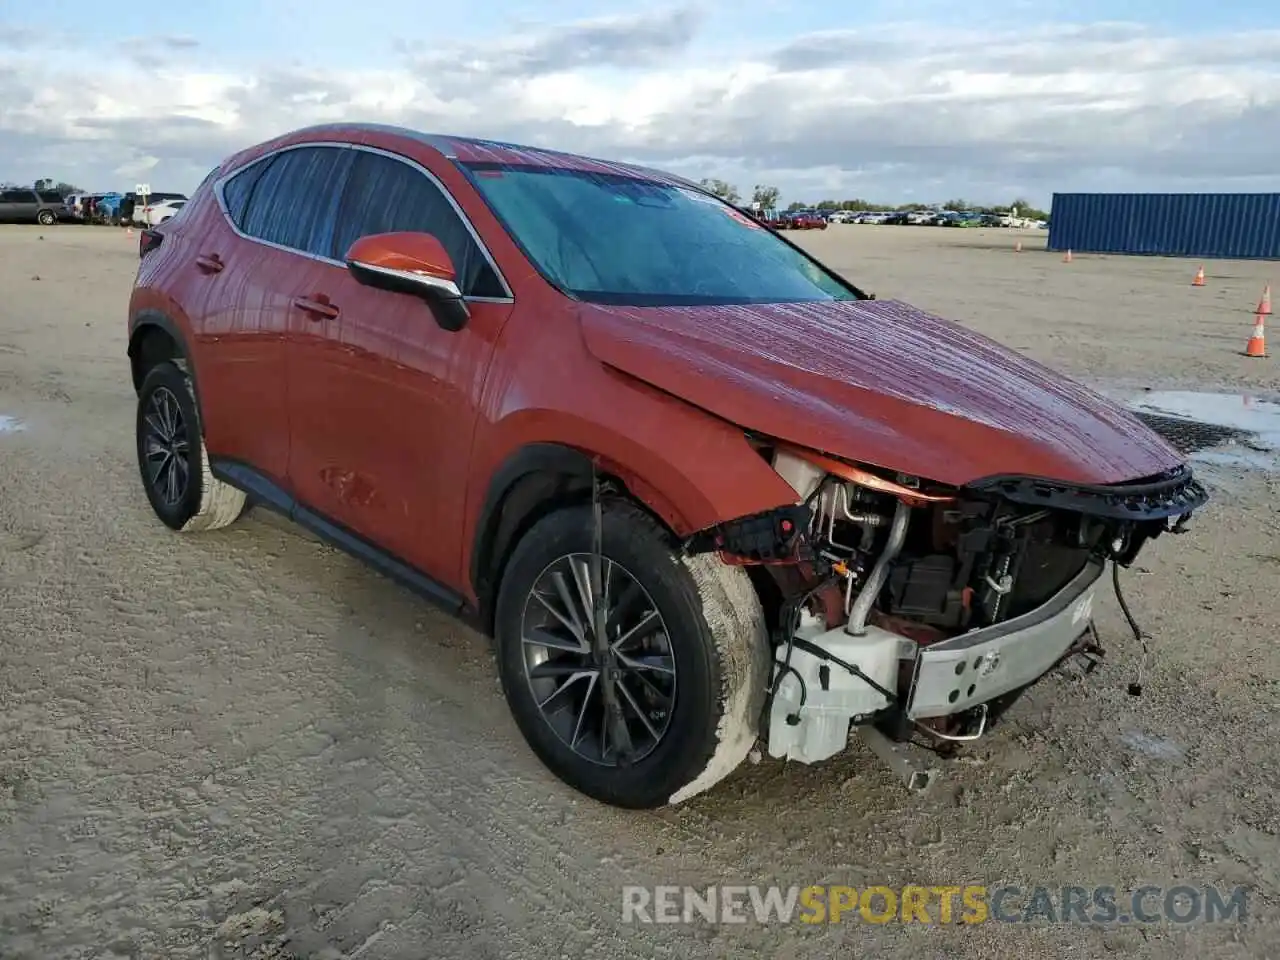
[135,361,246,532]
[493,500,769,808]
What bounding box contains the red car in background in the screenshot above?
[785,210,828,230]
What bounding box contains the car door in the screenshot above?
[15,190,38,221]
[0,189,36,222]
[285,147,514,587]
[192,144,354,490]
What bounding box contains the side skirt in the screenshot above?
[210,457,479,627]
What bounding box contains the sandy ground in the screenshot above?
[1,223,1278,960]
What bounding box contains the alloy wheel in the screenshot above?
[520,553,677,766]
[142,386,191,507]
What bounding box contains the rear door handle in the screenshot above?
[292,296,340,321]
[195,253,224,274]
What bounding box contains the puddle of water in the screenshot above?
[1130,391,1280,445]
[0,415,27,434]
[1120,730,1185,762]
[1122,390,1280,472]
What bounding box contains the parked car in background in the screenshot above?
[935,212,984,227]
[785,209,828,229]
[121,191,187,226]
[137,198,188,225]
[64,193,98,220]
[0,188,65,224]
[64,192,124,222]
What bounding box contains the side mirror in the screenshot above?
[344,231,470,332]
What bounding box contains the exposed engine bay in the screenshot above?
[684,441,1209,790]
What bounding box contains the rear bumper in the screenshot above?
[905,559,1104,719]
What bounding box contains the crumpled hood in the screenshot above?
[578,298,1183,487]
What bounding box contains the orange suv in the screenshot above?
[128,124,1206,808]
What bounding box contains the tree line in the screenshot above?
[697,179,1049,221]
[0,178,85,194]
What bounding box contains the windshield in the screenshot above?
[460,162,858,307]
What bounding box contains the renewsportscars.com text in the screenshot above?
[621,884,1248,925]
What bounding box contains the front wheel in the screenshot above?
[36,210,55,226]
[493,500,769,809]
[136,361,247,532]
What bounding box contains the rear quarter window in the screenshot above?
[238,146,353,256]
[221,157,274,228]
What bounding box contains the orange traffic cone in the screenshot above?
[1257,285,1271,316]
[1014,240,1022,253]
[1192,265,1205,286]
[1063,249,1073,263]
[125,227,133,237]
[1245,314,1267,358]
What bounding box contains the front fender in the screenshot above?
[461,385,800,604]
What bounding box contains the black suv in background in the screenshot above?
[0,188,65,225]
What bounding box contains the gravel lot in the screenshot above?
[1,223,1277,959]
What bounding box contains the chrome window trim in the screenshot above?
[212,140,515,303]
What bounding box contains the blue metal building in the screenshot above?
[1047,193,1280,259]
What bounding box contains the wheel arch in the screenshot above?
[468,442,695,634]
[128,310,193,394]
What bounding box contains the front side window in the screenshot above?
[459,163,857,306]
[331,151,505,298]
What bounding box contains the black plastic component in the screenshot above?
[684,503,812,562]
[139,228,163,258]
[1003,539,1092,616]
[470,443,599,632]
[210,457,470,621]
[887,555,963,625]
[966,465,1208,522]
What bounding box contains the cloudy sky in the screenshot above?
[2,0,1278,206]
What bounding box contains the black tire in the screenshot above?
[36,210,55,226]
[493,500,769,809]
[136,361,246,532]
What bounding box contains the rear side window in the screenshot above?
[1,190,34,202]
[331,151,505,298]
[237,146,353,258]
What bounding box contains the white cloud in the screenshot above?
[2,13,1280,204]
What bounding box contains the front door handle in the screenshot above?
[195,253,224,274]
[292,295,340,321]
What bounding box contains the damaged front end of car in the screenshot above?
[683,439,1209,792]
